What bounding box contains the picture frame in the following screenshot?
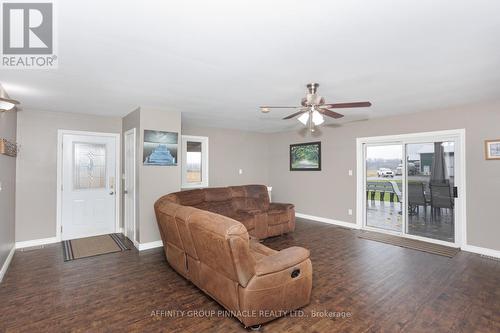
[290,141,321,171]
[143,130,178,166]
[485,139,500,160]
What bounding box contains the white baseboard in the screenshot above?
[462,244,500,259]
[137,240,163,251]
[0,246,16,283]
[15,236,59,249]
[296,213,360,230]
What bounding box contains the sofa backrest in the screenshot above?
[155,192,257,288]
[230,185,270,211]
[188,211,256,287]
[166,185,270,215]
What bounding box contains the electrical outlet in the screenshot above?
[238,169,243,175]
[348,209,353,216]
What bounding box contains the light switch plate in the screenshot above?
[348,170,353,176]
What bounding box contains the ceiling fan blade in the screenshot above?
[283,110,307,120]
[323,102,372,108]
[318,108,345,119]
[259,106,301,109]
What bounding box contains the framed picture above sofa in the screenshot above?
[290,141,321,171]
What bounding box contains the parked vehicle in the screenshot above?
[377,168,394,177]
[395,163,417,176]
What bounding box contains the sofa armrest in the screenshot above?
[255,247,309,276]
[268,202,294,211]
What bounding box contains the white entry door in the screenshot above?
[61,133,118,240]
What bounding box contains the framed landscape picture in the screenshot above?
[143,130,178,166]
[485,139,500,160]
[290,141,321,171]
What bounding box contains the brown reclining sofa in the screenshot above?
[154,185,312,327]
[160,185,295,239]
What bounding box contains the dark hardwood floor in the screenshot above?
[1,218,499,332]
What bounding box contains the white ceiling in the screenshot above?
[2,0,500,132]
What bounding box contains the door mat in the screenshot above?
[62,234,130,261]
[358,231,460,257]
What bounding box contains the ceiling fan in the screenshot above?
[0,85,20,113]
[260,83,371,132]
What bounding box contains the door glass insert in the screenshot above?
[365,144,403,232]
[73,142,107,190]
[406,142,455,242]
[186,141,202,183]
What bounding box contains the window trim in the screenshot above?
[181,135,209,189]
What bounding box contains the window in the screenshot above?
[181,135,209,188]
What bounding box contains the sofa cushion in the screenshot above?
[175,189,206,206]
[230,211,255,230]
[268,202,295,214]
[205,187,232,202]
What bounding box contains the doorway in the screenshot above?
[124,128,136,244]
[357,130,465,247]
[57,130,120,241]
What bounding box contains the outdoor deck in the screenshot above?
[366,200,454,243]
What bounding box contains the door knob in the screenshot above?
[109,191,115,195]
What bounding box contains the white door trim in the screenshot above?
[124,128,137,246]
[56,130,121,241]
[356,129,466,248]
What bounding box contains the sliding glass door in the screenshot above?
[406,141,456,243]
[365,144,403,233]
[362,133,461,246]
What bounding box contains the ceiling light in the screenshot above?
[261,107,270,113]
[311,110,324,125]
[0,100,16,111]
[298,112,309,125]
[0,84,20,112]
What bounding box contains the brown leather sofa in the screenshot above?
[161,185,295,239]
[154,187,312,327]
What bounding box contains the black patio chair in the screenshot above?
[429,182,454,222]
[408,182,431,218]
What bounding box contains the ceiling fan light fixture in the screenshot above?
[0,100,16,111]
[298,112,309,125]
[312,110,324,125]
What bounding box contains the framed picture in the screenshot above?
[143,130,178,166]
[485,139,500,160]
[290,141,321,171]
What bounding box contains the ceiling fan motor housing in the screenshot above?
[305,83,324,106]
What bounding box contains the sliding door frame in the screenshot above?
[356,129,466,248]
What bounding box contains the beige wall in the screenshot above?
[268,103,500,251]
[182,126,269,187]
[0,110,16,272]
[139,108,181,243]
[15,110,122,242]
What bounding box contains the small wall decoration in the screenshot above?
[143,130,178,166]
[485,139,500,160]
[0,138,18,157]
[290,141,321,171]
